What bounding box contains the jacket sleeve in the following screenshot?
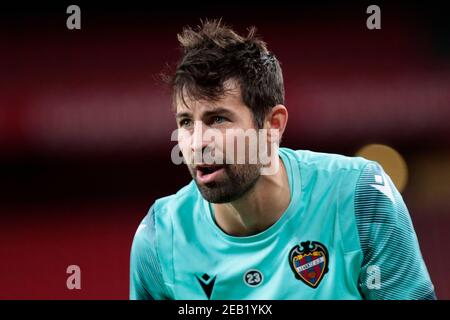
[354,162,436,300]
[130,205,170,300]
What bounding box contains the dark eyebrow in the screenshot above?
[202,107,235,118]
[175,107,234,120]
[175,112,192,120]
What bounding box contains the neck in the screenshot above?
[212,157,290,236]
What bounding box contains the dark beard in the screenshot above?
[189,164,262,203]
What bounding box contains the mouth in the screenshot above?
[195,164,226,184]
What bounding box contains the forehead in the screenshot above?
[175,80,247,115]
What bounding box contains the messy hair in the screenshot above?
[166,19,285,128]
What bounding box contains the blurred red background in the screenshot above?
[0,2,449,299]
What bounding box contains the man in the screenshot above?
[130,20,435,299]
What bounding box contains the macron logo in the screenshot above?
[370,171,395,204]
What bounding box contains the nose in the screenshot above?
[191,120,209,155]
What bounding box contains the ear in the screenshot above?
[265,104,288,144]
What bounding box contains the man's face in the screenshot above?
[175,81,263,203]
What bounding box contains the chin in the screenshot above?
[196,184,238,203]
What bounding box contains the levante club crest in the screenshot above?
[289,241,329,288]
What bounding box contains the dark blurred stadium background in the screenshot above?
[0,1,449,299]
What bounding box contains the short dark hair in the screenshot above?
[167,19,285,128]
